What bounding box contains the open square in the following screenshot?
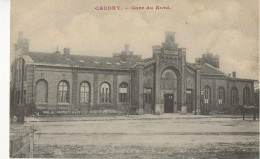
[29,114,259,158]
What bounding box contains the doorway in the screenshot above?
[186,89,193,113]
[164,94,174,113]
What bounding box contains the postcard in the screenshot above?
[10,0,259,158]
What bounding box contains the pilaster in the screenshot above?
[213,79,216,110]
[93,71,98,104]
[154,53,162,114]
[72,70,78,107]
[180,49,187,113]
[195,69,201,114]
[136,62,144,114]
[113,73,118,105]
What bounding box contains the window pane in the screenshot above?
[63,84,67,91]
[80,86,84,92]
[59,92,62,102]
[80,82,90,103]
[58,81,69,103]
[204,87,210,103]
[119,83,128,103]
[80,93,83,103]
[86,93,89,102]
[101,83,110,103]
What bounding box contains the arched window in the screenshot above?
[80,82,90,103]
[218,87,225,104]
[119,83,128,103]
[100,82,111,103]
[204,86,211,104]
[243,87,250,106]
[231,87,238,105]
[58,81,69,103]
[161,69,177,90]
[36,80,48,103]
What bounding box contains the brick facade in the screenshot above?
[10,32,257,116]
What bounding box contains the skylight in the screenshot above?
[79,60,85,63]
[94,61,100,64]
[120,60,127,63]
[106,62,112,65]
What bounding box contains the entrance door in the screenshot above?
[164,94,174,113]
[186,89,193,113]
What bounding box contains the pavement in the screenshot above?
[25,113,259,122]
[26,113,259,158]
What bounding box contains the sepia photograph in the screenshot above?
[9,0,259,158]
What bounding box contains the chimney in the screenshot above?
[152,45,161,53]
[125,44,129,52]
[232,71,236,78]
[18,32,23,39]
[63,48,70,55]
[15,32,29,56]
[165,31,175,43]
[113,53,120,60]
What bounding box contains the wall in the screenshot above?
[131,70,139,106]
[228,80,254,106]
[34,66,73,107]
[143,64,155,113]
[186,67,196,112]
[27,65,134,114]
[117,74,131,104]
[16,60,256,116]
[201,75,215,112]
[77,72,94,106]
[201,75,255,113]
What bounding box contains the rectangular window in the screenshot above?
[120,93,127,103]
[144,88,152,104]
[119,83,128,103]
[218,89,223,104]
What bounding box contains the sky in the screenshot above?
[11,0,259,79]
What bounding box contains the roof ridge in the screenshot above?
[29,51,115,59]
[28,51,136,69]
[204,63,224,73]
[186,63,196,70]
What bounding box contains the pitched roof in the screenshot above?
[142,57,155,67]
[27,52,138,69]
[200,63,226,75]
[142,57,154,63]
[188,62,226,76]
[188,62,256,81]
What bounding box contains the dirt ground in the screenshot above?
[28,114,259,158]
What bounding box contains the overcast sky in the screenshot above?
[11,0,259,79]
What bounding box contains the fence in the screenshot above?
[36,105,80,115]
[10,125,34,158]
[35,104,139,116]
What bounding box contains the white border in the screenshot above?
[0,0,10,158]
